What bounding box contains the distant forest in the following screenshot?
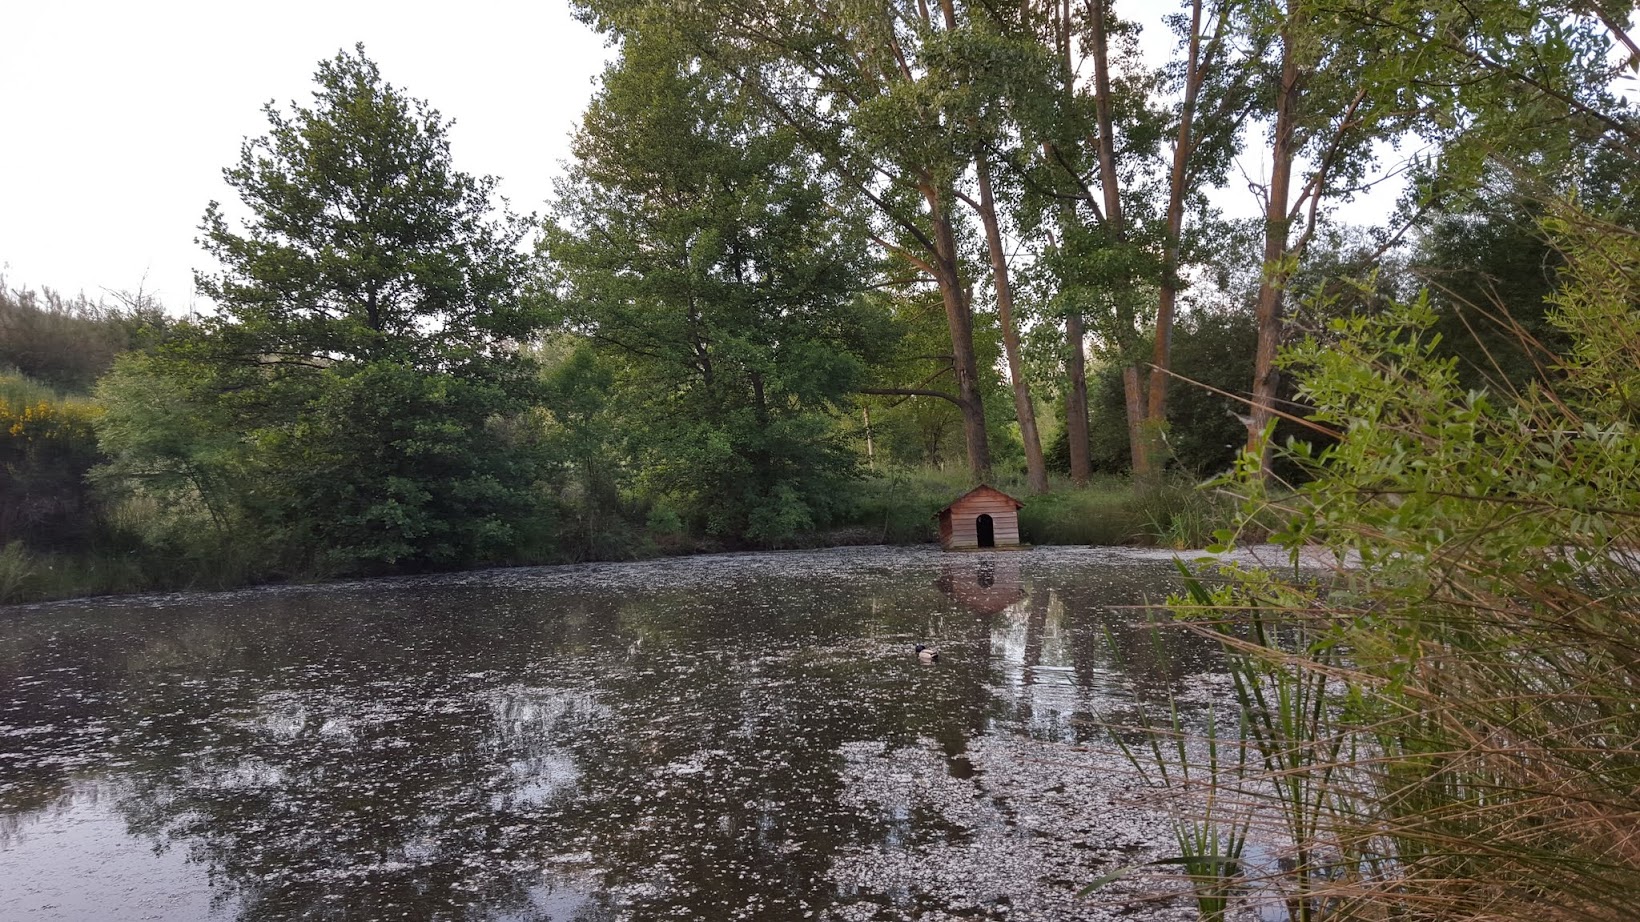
[3,0,1635,601]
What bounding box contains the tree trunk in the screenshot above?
[1088,0,1149,481]
[1246,23,1302,477]
[1044,0,1093,488]
[1065,306,1091,485]
[1145,0,1210,482]
[974,152,1048,494]
[1088,0,1124,234]
[1122,365,1147,476]
[862,404,875,470]
[924,182,992,480]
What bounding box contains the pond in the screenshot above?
[0,546,1241,921]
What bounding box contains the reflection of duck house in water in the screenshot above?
[934,484,1025,550]
[937,556,1024,616]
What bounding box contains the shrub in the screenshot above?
[1156,203,1640,922]
[0,390,104,549]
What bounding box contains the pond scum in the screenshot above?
[0,546,1342,921]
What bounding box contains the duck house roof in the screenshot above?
[933,484,1026,517]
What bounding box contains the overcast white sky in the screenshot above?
[2,1,1411,316]
[1,0,611,311]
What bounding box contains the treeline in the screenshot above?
[2,0,1633,601]
[559,0,1628,487]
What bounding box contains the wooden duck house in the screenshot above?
[935,484,1024,550]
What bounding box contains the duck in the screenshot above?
[915,644,940,663]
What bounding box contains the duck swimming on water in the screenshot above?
[915,644,940,663]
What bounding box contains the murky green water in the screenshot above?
[0,546,1233,921]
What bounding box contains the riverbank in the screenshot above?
[2,473,1250,606]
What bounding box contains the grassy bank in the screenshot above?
[0,469,1242,606]
[839,466,1238,549]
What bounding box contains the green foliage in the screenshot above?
[546,30,881,545]
[1162,200,1640,920]
[91,46,548,579]
[93,350,245,534]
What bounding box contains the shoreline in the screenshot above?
[2,541,1354,613]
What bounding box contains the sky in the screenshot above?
[0,0,612,312]
[1,1,1411,316]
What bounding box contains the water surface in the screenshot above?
[0,546,1230,921]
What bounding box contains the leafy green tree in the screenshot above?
[1412,139,1640,394]
[92,347,248,553]
[101,46,547,575]
[533,338,638,560]
[1239,0,1417,476]
[546,31,886,543]
[196,46,539,374]
[576,0,1006,480]
[1305,0,1637,411]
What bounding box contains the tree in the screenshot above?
[1143,0,1261,479]
[196,45,539,375]
[546,31,887,543]
[1016,0,1158,485]
[574,0,1003,481]
[103,46,547,574]
[1240,0,1405,475]
[1236,0,1638,473]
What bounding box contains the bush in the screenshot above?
[1156,203,1640,921]
[0,283,163,395]
[0,388,104,549]
[844,466,969,543]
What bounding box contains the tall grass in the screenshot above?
[0,366,70,407]
[1129,479,1242,549]
[1017,481,1144,544]
[0,541,35,602]
[1086,624,1253,922]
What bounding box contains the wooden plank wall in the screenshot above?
[946,493,1021,547]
